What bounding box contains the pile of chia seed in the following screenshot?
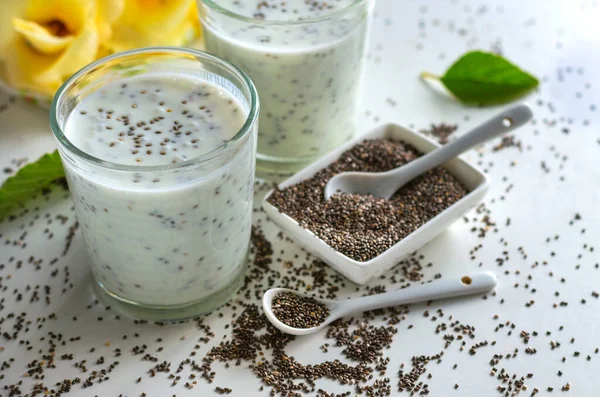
[271,292,330,328]
[267,139,469,261]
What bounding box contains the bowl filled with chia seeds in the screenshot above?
[263,123,490,284]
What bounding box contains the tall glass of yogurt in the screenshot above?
[50,48,259,320]
[198,0,373,176]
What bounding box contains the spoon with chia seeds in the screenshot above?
[324,103,533,200]
[263,272,497,335]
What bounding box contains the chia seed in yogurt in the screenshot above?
[200,0,373,172]
[56,65,257,317]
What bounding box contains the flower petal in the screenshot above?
[96,0,125,42]
[106,18,198,53]
[23,0,96,33]
[2,37,63,95]
[3,28,98,95]
[104,0,200,53]
[118,0,193,33]
[38,28,99,84]
[12,17,75,55]
[0,1,27,53]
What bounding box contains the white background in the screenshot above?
[1,0,599,396]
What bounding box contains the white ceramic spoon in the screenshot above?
[263,272,497,336]
[324,103,533,200]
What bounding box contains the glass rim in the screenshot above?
[50,46,259,173]
[199,0,372,26]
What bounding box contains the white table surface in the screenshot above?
[1,0,599,395]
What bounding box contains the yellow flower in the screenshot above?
[106,0,201,53]
[0,0,202,98]
[0,0,124,96]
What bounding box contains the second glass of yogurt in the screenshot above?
[198,0,374,175]
[50,48,259,320]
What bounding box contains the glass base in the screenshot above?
[256,151,324,181]
[92,253,248,322]
[255,130,356,180]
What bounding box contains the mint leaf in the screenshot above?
[0,151,66,219]
[422,51,539,105]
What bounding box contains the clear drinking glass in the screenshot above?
[198,0,373,176]
[50,48,259,320]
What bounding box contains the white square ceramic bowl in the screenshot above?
[262,123,490,285]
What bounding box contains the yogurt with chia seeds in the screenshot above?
[200,0,372,171]
[62,72,254,308]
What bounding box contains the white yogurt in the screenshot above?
[62,73,254,307]
[201,0,371,166]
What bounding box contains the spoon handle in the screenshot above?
[383,103,533,181]
[334,272,497,316]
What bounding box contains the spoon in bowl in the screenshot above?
[263,271,497,336]
[324,103,533,200]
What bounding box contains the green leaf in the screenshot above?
[422,51,539,105]
[0,150,66,219]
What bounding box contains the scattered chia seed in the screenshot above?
[492,135,523,152]
[215,386,233,394]
[421,123,458,144]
